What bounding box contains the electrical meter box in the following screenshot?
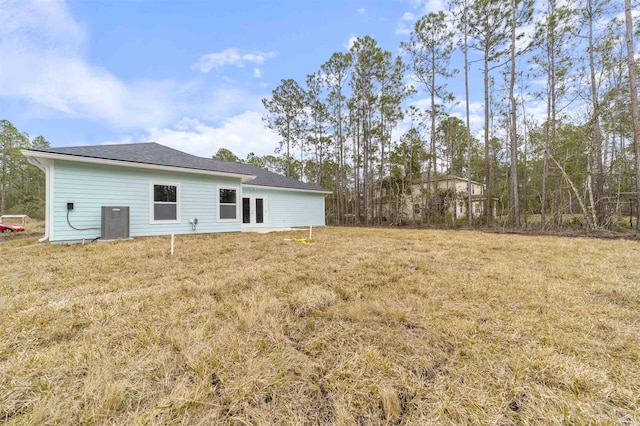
[101,206,130,240]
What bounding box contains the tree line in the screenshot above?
[0,120,49,219]
[254,0,640,230]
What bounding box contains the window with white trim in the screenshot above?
[218,186,238,221]
[151,182,180,223]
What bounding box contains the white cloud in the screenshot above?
[343,35,358,50]
[516,22,536,54]
[1,0,276,162]
[191,49,242,71]
[449,110,484,132]
[402,12,416,21]
[4,51,179,128]
[0,0,178,129]
[449,101,485,132]
[0,0,86,54]
[467,101,484,115]
[398,0,448,35]
[412,0,446,14]
[253,68,262,78]
[191,48,277,72]
[241,52,276,65]
[357,8,366,15]
[395,12,416,36]
[196,86,264,121]
[396,26,411,36]
[142,112,280,159]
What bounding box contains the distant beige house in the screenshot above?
[378,173,495,224]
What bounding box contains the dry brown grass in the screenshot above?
[1,227,639,425]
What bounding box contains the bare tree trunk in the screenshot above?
[1,142,6,215]
[354,114,361,222]
[509,0,520,227]
[553,173,561,226]
[542,125,549,229]
[520,73,529,226]
[586,168,598,227]
[548,150,594,229]
[430,58,440,225]
[363,117,368,225]
[542,0,558,230]
[363,109,369,225]
[378,102,388,225]
[484,48,493,227]
[587,0,605,227]
[464,13,473,227]
[286,121,291,178]
[624,0,640,233]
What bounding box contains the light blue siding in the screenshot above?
[51,160,242,242]
[242,186,326,229]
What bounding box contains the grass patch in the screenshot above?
[1,227,639,424]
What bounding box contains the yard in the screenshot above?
[1,227,639,424]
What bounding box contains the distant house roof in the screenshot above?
[26,142,329,193]
[418,172,483,186]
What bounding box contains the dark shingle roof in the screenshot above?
[30,142,329,193]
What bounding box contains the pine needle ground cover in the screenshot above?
[1,227,639,425]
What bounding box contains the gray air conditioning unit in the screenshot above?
[101,206,130,240]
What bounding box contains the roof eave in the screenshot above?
[243,183,332,194]
[22,150,256,181]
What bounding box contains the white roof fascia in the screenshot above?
[23,153,50,173]
[243,183,332,195]
[22,150,256,182]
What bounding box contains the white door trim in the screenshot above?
[242,195,267,228]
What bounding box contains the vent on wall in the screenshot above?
[101,206,130,240]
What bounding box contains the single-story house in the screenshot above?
[22,142,330,243]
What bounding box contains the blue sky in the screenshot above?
[1,0,450,159]
[5,1,633,161]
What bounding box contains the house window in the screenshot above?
[151,183,180,223]
[218,187,239,221]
